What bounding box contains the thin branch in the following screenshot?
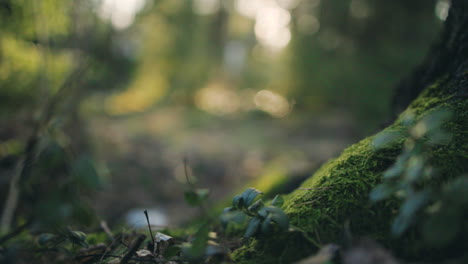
[77,253,121,259]
[100,220,114,240]
[0,220,31,245]
[183,156,193,186]
[294,198,320,206]
[99,235,120,262]
[0,62,89,233]
[77,253,157,263]
[299,186,334,191]
[120,234,146,264]
[144,210,156,254]
[314,228,322,246]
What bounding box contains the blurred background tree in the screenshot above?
[0,0,448,232]
[0,0,134,233]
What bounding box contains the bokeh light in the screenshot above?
[195,81,241,116]
[235,0,292,51]
[254,89,290,117]
[96,0,147,29]
[435,0,450,21]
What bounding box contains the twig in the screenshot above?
[183,158,210,217]
[78,253,156,263]
[0,220,31,245]
[100,220,114,240]
[77,253,121,259]
[290,225,321,248]
[120,234,146,264]
[0,62,89,233]
[99,235,120,262]
[314,228,322,245]
[120,240,130,248]
[294,198,320,206]
[299,186,334,191]
[183,156,193,186]
[144,210,156,254]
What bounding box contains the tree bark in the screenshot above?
[233,1,468,263]
[392,0,468,115]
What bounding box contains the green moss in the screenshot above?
[232,79,468,263]
[284,137,399,235]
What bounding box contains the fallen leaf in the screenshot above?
[136,249,153,257]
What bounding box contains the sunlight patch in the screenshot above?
[96,0,147,30]
[254,90,290,118]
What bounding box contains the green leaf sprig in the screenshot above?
[222,188,289,238]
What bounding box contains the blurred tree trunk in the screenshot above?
[233,1,468,263]
[392,0,468,115]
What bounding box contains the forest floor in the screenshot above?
[86,107,361,226]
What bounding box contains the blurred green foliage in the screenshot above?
[0,0,133,242]
[371,108,467,248]
[88,0,441,131]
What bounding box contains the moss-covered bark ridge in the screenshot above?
[232,75,468,263]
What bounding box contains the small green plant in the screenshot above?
[370,109,467,247]
[182,158,210,210]
[35,226,89,260]
[179,159,226,261]
[222,188,289,238]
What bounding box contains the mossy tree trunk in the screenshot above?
[233,1,468,263]
[392,0,468,115]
